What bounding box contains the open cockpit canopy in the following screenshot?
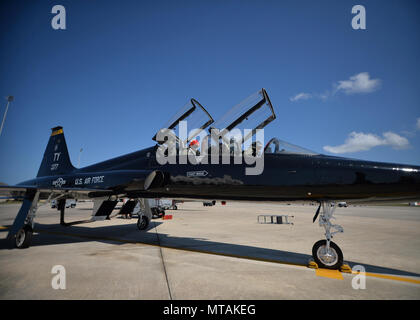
[210,88,276,146]
[153,98,214,146]
[152,89,317,157]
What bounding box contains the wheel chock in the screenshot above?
[308,260,318,269]
[308,260,351,273]
[340,263,352,273]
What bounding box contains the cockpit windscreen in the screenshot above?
[264,138,318,155]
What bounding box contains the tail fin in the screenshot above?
[37,126,75,177]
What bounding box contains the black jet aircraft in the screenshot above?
[1,88,419,269]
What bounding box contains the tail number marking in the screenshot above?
[53,152,61,162]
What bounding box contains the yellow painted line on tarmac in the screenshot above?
[35,228,420,285]
[353,271,420,285]
[315,268,344,280]
[0,226,8,230]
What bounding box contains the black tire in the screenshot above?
[15,225,33,249]
[151,207,158,219]
[312,240,343,270]
[137,216,149,230]
[173,206,177,210]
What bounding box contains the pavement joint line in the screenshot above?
[153,223,173,300]
[34,228,420,285]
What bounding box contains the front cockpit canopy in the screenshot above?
[210,88,276,147]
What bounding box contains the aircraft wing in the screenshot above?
[0,185,113,198]
[1,184,113,239]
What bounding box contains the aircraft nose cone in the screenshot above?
[394,165,420,193]
[366,163,420,199]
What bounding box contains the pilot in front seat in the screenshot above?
[188,139,200,156]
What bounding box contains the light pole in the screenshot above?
[0,96,14,137]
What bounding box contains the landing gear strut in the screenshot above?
[312,201,344,269]
[58,199,68,226]
[135,198,152,231]
[12,191,40,249]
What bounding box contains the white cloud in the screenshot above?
[290,72,381,102]
[417,118,420,130]
[289,92,312,102]
[382,132,410,149]
[335,72,381,94]
[323,131,409,154]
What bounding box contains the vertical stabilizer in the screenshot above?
[36,126,75,177]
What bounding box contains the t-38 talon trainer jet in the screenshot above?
[1,89,419,269]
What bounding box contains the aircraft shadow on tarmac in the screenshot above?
[1,220,419,280]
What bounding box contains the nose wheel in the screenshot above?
[312,240,343,269]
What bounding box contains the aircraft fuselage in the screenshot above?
[18,146,420,203]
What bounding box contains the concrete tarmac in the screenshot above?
[0,201,419,299]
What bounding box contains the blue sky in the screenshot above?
[0,0,419,184]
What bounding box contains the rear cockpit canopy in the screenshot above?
[210,88,275,147]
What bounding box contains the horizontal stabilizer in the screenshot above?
[0,185,112,197]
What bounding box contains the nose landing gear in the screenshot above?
[312,201,344,269]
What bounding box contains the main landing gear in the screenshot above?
[135,198,152,231]
[15,225,33,249]
[12,191,40,249]
[137,215,149,230]
[312,201,344,269]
